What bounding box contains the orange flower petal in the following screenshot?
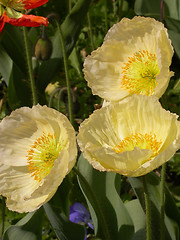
[0,18,5,33]
[4,13,49,27]
[23,0,49,9]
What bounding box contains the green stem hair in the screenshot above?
[56,21,73,125]
[160,164,166,240]
[142,175,152,240]
[23,26,38,105]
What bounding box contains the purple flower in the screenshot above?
[69,202,94,239]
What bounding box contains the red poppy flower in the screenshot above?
[0,0,49,33]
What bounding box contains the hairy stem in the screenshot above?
[1,197,5,238]
[23,26,38,105]
[142,175,152,240]
[56,21,73,124]
[160,164,166,240]
[87,12,95,51]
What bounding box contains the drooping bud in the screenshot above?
[34,29,52,61]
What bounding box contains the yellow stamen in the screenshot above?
[113,133,162,158]
[26,132,61,182]
[121,50,160,95]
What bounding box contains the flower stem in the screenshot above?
[1,197,5,238]
[160,164,166,240]
[160,0,164,22]
[73,167,112,240]
[87,12,95,51]
[142,175,152,240]
[104,0,108,32]
[57,87,67,112]
[23,26,38,105]
[48,87,60,108]
[68,0,72,13]
[56,21,73,125]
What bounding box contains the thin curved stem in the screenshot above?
[57,87,67,112]
[142,175,152,240]
[48,87,60,108]
[73,167,112,240]
[23,26,38,105]
[56,21,73,124]
[160,164,166,240]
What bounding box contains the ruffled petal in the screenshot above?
[0,105,77,212]
[0,18,5,33]
[23,0,49,9]
[77,95,180,177]
[4,12,48,27]
[83,16,173,101]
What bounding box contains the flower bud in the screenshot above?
[34,34,52,61]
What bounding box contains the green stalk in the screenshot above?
[73,167,112,240]
[104,0,108,32]
[68,0,72,13]
[56,21,73,124]
[142,175,152,240]
[48,87,60,108]
[118,0,124,21]
[23,26,38,105]
[87,12,95,51]
[160,164,166,240]
[57,87,67,112]
[160,0,164,22]
[1,197,5,238]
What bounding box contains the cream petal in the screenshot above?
[77,95,180,177]
[0,165,40,201]
[6,188,57,213]
[0,105,77,212]
[83,16,173,101]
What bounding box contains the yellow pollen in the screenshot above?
[121,50,160,95]
[26,132,61,182]
[113,133,162,158]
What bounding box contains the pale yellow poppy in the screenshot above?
[84,16,174,101]
[77,95,180,177]
[0,105,77,212]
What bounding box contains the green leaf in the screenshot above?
[134,0,161,17]
[134,0,180,20]
[128,172,179,240]
[1,25,26,75]
[0,46,13,84]
[3,208,43,240]
[43,203,85,240]
[77,154,134,240]
[51,0,91,59]
[69,47,83,76]
[36,58,61,95]
[168,30,180,58]
[8,63,32,110]
[125,199,146,240]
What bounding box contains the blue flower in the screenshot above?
[69,202,94,239]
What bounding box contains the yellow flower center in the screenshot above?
[113,133,162,158]
[27,132,61,182]
[121,50,160,95]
